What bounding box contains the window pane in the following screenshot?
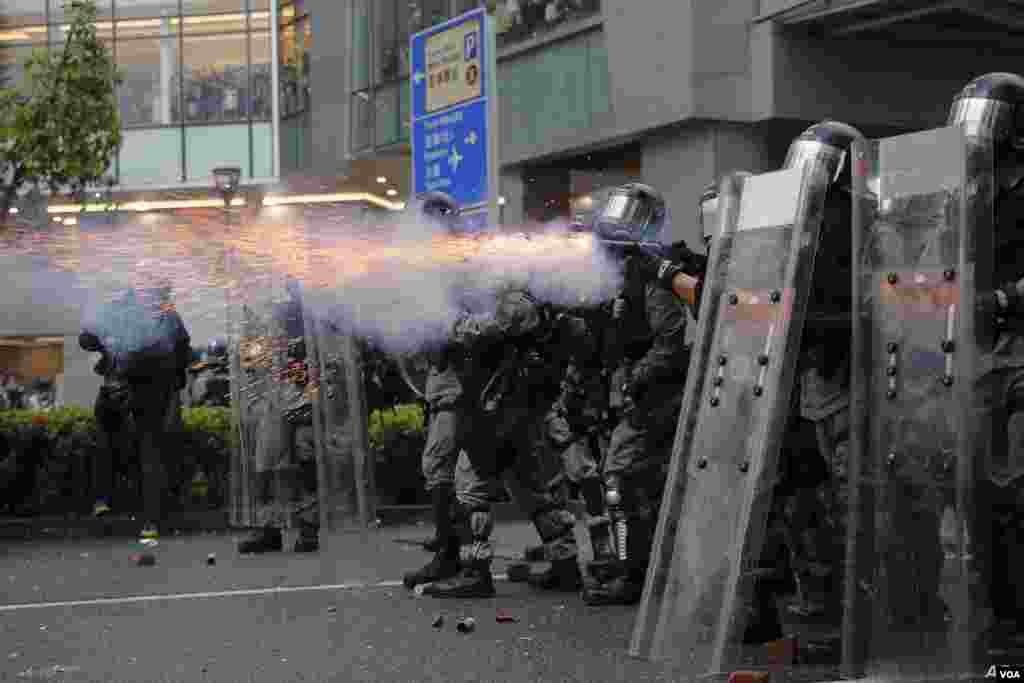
[351,90,373,152]
[48,0,111,24]
[408,0,448,34]
[375,0,396,83]
[350,0,369,91]
[497,0,602,49]
[0,44,45,89]
[48,23,115,49]
[117,37,181,126]
[250,7,270,31]
[120,127,183,186]
[115,15,178,39]
[182,33,247,123]
[114,1,179,21]
[279,0,295,23]
[185,122,249,181]
[252,121,273,177]
[0,2,46,29]
[250,30,271,120]
[180,12,248,34]
[180,0,244,16]
[375,81,399,147]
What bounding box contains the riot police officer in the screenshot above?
[402,192,475,588]
[580,183,692,606]
[238,275,319,553]
[81,283,191,533]
[948,72,1024,654]
[419,280,582,598]
[187,337,231,408]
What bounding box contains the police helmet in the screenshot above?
[415,191,462,232]
[593,183,667,245]
[207,337,228,360]
[784,120,863,186]
[948,72,1024,150]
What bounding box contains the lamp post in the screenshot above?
[212,165,247,525]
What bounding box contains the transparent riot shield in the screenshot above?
[303,296,375,537]
[848,126,993,680]
[631,160,837,679]
[227,270,288,529]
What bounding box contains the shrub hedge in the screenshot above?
[0,404,428,515]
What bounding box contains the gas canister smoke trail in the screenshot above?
[3,210,624,355]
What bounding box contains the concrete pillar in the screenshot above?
[159,14,176,125]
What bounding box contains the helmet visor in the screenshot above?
[784,139,846,184]
[948,96,1014,142]
[698,191,719,247]
[595,192,654,243]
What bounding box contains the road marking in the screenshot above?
[0,575,511,612]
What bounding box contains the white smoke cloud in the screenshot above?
[2,208,625,357]
[300,215,624,355]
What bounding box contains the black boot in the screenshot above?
[403,485,459,589]
[423,560,496,599]
[583,516,653,606]
[527,557,583,591]
[293,520,319,552]
[238,525,283,554]
[420,483,456,552]
[585,520,620,582]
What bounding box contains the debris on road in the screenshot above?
[431,614,444,628]
[206,553,216,566]
[326,606,337,614]
[17,664,81,679]
[413,584,427,597]
[456,617,475,633]
[728,672,770,683]
[130,553,156,566]
[495,610,518,623]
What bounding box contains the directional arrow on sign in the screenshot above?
[465,130,478,145]
[413,71,425,85]
[449,146,463,172]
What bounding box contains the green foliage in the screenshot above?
[0,406,234,514]
[367,403,425,452]
[182,406,233,438]
[0,0,122,212]
[0,406,96,437]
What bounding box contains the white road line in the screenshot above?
[0,574,510,612]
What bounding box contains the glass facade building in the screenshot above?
[349,0,601,156]
[0,0,276,188]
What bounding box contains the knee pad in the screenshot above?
[459,504,493,541]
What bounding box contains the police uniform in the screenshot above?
[420,286,582,598]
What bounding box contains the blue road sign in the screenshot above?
[410,7,492,211]
[412,99,489,207]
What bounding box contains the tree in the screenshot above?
[0,0,122,223]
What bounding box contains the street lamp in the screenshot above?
[212,164,246,526]
[213,165,242,224]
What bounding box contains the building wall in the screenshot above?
[307,0,351,176]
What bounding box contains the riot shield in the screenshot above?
[303,296,375,536]
[630,160,836,678]
[848,126,993,680]
[227,272,288,529]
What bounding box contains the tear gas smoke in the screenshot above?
[2,209,625,357]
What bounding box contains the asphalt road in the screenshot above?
[0,523,681,683]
